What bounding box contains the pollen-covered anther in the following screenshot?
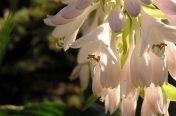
[152,43,167,50]
[87,54,100,62]
[152,43,167,59]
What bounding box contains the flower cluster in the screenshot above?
[44,0,176,115]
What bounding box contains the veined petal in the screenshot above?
[76,0,91,9]
[71,25,104,48]
[100,56,120,88]
[79,64,90,91]
[158,24,176,43]
[149,52,168,85]
[77,42,99,64]
[48,10,75,25]
[145,84,165,114]
[166,15,176,26]
[124,0,141,17]
[92,65,103,96]
[63,29,79,51]
[120,48,135,97]
[141,98,156,116]
[130,47,152,87]
[121,89,139,116]
[107,86,120,114]
[141,10,159,54]
[153,0,176,15]
[166,43,176,80]
[140,0,151,4]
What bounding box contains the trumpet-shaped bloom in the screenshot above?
[71,23,120,88]
[44,1,98,51]
[130,30,152,87]
[141,11,176,55]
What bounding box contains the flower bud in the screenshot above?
[108,8,124,32]
[124,0,141,17]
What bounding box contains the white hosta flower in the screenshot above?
[141,84,166,116]
[130,30,152,87]
[44,1,98,51]
[121,89,139,116]
[71,23,120,88]
[153,0,176,15]
[103,86,120,114]
[140,10,176,55]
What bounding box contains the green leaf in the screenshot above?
[0,14,14,63]
[83,94,99,110]
[162,83,176,101]
[142,5,166,19]
[0,102,64,116]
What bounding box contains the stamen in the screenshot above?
[151,43,167,59]
[87,54,100,62]
[152,43,167,50]
[56,37,65,48]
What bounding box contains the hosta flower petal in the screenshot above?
[77,43,98,64]
[124,0,141,17]
[140,0,151,4]
[76,0,91,9]
[144,84,165,114]
[61,2,84,19]
[120,44,135,96]
[100,57,120,88]
[108,8,124,32]
[166,43,176,80]
[153,0,176,15]
[141,11,176,55]
[71,23,111,48]
[166,15,176,26]
[150,52,168,85]
[130,46,152,87]
[104,86,120,114]
[63,29,79,50]
[141,98,156,116]
[61,0,77,4]
[79,64,90,91]
[92,66,103,96]
[121,89,139,116]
